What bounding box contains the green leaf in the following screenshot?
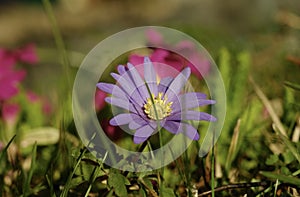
[283,150,295,164]
[280,166,291,175]
[142,178,154,190]
[160,186,175,197]
[260,171,300,186]
[108,172,130,197]
[265,154,279,165]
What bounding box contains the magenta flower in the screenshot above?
[95,89,107,111]
[129,29,211,79]
[14,44,39,65]
[100,119,123,141]
[0,43,38,68]
[97,57,216,144]
[1,103,20,128]
[0,44,38,101]
[0,66,26,101]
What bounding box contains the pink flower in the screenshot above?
[26,91,40,103]
[131,29,211,79]
[1,103,20,128]
[100,119,123,141]
[0,43,38,101]
[14,44,39,65]
[0,44,38,67]
[95,89,107,111]
[0,66,26,101]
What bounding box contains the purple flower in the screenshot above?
[97,57,216,144]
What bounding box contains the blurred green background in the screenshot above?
[1,0,300,100]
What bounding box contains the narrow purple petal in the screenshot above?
[111,73,135,93]
[165,67,191,101]
[110,73,141,102]
[110,113,134,126]
[117,65,126,75]
[163,121,199,140]
[128,113,149,129]
[158,77,173,93]
[127,63,145,87]
[167,111,217,122]
[171,92,215,113]
[111,73,121,81]
[144,57,158,95]
[129,121,144,130]
[198,112,217,122]
[105,97,130,111]
[183,92,207,100]
[182,123,200,140]
[97,83,127,100]
[162,120,180,134]
[133,124,156,144]
[183,99,215,110]
[127,63,150,101]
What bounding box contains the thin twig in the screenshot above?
[198,181,269,196]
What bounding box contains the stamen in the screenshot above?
[144,92,173,120]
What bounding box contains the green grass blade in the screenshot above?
[260,171,300,186]
[23,142,38,197]
[42,0,71,88]
[84,152,108,197]
[218,48,231,94]
[46,174,56,197]
[284,81,300,91]
[0,135,16,162]
[60,147,87,197]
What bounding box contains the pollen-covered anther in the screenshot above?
[144,92,173,120]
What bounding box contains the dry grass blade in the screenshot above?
[225,119,241,171]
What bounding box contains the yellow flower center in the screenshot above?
[144,92,173,120]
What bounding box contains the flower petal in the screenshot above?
[182,123,200,140]
[165,67,191,101]
[158,77,173,93]
[163,121,199,140]
[171,92,215,113]
[109,113,133,126]
[105,97,133,112]
[129,115,148,130]
[117,65,126,75]
[167,111,217,122]
[111,73,135,94]
[127,63,149,101]
[97,83,127,100]
[133,124,156,144]
[144,57,157,95]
